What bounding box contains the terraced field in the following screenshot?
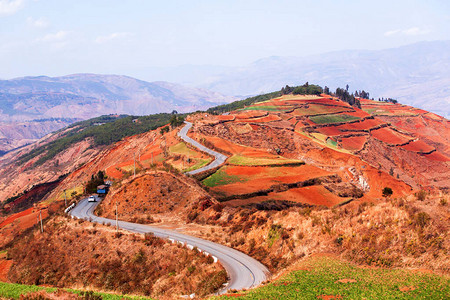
[190,94,447,203]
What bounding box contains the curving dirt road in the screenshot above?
[70,197,269,294]
[177,121,228,175]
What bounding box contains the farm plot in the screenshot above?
[423,151,450,162]
[216,115,235,121]
[240,105,293,112]
[316,126,343,136]
[400,140,435,153]
[340,136,368,151]
[235,114,282,123]
[228,155,304,166]
[226,185,345,207]
[310,114,360,125]
[202,136,279,158]
[233,111,268,119]
[205,165,331,198]
[371,128,413,145]
[293,104,352,116]
[335,118,384,131]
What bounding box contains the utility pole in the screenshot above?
[134,152,136,178]
[115,201,119,232]
[39,210,43,233]
[64,189,67,207]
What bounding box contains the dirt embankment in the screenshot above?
[7,216,226,299]
[97,171,215,222]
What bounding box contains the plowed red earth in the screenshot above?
[400,140,435,153]
[0,260,12,281]
[0,207,35,228]
[317,127,343,136]
[211,165,331,198]
[236,114,281,123]
[216,115,235,121]
[340,136,367,151]
[225,185,344,207]
[234,111,268,119]
[204,136,279,158]
[335,118,384,131]
[299,98,350,106]
[423,152,450,162]
[371,128,412,145]
[0,207,49,231]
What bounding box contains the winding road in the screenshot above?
[69,122,269,294]
[177,121,228,175]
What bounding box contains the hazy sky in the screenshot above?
[1,0,449,80]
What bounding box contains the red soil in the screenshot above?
[234,111,268,119]
[371,128,412,145]
[225,185,344,207]
[235,114,281,123]
[211,165,332,197]
[400,140,435,153]
[362,168,412,198]
[335,118,384,131]
[340,136,367,151]
[317,127,343,136]
[0,260,12,281]
[0,207,35,228]
[299,98,350,107]
[216,115,235,121]
[423,152,450,162]
[204,136,279,158]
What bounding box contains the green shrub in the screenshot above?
[382,187,393,197]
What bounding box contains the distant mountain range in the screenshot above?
[0,74,235,153]
[161,40,449,118]
[0,74,235,121]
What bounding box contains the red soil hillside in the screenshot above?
[190,95,448,197]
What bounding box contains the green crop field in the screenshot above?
[228,155,304,166]
[0,282,152,300]
[169,142,201,157]
[310,114,360,124]
[202,167,247,187]
[183,158,211,172]
[212,256,449,299]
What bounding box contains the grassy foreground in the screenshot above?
[0,282,151,299]
[212,256,449,299]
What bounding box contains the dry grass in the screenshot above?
[7,216,226,299]
[189,194,449,274]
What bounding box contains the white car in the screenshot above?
[88,195,96,202]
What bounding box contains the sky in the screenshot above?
[0,0,449,81]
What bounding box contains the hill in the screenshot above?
[0,89,448,298]
[189,41,450,118]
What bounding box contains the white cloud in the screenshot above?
[37,30,69,42]
[0,0,24,15]
[384,27,430,37]
[95,32,133,44]
[27,16,49,28]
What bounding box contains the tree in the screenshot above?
[170,115,185,128]
[382,187,393,198]
[86,171,105,193]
